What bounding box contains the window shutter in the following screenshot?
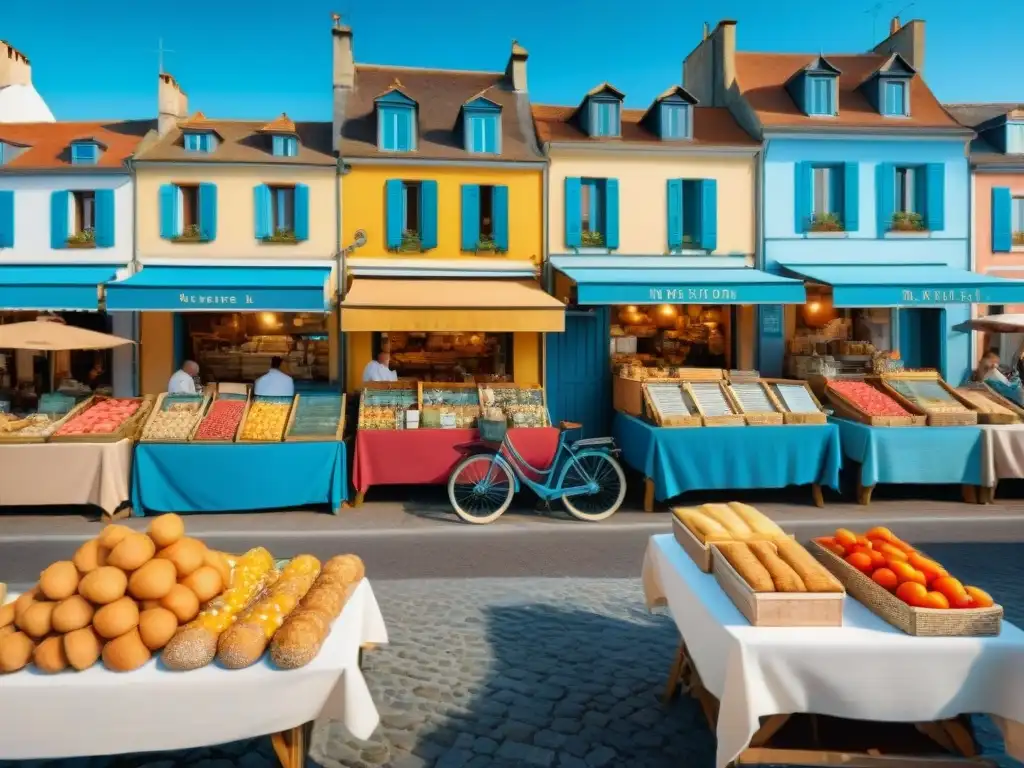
[50,190,69,249]
[253,184,272,239]
[876,162,895,236]
[419,180,438,249]
[666,179,683,249]
[460,184,480,250]
[95,189,115,247]
[385,180,404,248]
[699,179,717,251]
[564,177,582,247]
[843,162,859,232]
[0,190,13,248]
[198,183,218,241]
[492,185,509,251]
[924,163,945,231]
[794,161,812,233]
[397,110,413,152]
[159,184,178,239]
[992,187,1013,253]
[603,178,619,249]
[294,183,310,241]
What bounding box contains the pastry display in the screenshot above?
[0,413,64,440]
[193,397,246,441]
[239,397,293,441]
[142,395,206,441]
[53,398,143,438]
[956,388,1017,417]
[715,540,844,593]
[672,502,786,544]
[828,380,909,417]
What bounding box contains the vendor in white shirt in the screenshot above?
[362,350,397,382]
[254,356,295,397]
[167,360,200,394]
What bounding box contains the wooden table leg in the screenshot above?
[856,466,875,506]
[811,484,824,508]
[271,720,313,768]
[961,485,978,505]
[643,477,655,513]
[662,640,687,704]
[749,714,791,748]
[352,489,366,508]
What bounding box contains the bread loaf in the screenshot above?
[727,502,786,538]
[673,507,730,544]
[701,504,753,539]
[747,541,806,592]
[776,539,844,593]
[715,542,774,592]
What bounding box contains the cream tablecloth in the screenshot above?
[642,534,1024,768]
[0,579,389,759]
[0,439,132,516]
[979,424,1024,487]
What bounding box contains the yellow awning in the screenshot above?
[341,278,565,333]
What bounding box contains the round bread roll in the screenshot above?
[159,584,199,623]
[107,533,156,572]
[0,601,14,629]
[102,628,151,672]
[148,513,185,549]
[0,631,35,673]
[39,561,80,601]
[64,627,103,671]
[0,624,15,642]
[161,626,217,671]
[182,566,223,603]
[140,599,161,611]
[93,596,140,640]
[78,567,128,605]
[138,607,178,651]
[322,555,365,584]
[203,549,232,586]
[72,538,107,574]
[14,587,39,619]
[156,538,206,578]
[16,601,55,638]
[128,559,177,600]
[97,524,132,549]
[52,595,95,633]
[33,635,68,674]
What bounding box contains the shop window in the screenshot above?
[271,186,295,234]
[374,331,513,382]
[1013,196,1024,246]
[73,191,95,237]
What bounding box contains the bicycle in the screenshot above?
[446,419,627,525]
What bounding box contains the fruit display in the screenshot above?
[52,398,144,439]
[714,539,843,593]
[827,380,911,417]
[141,395,206,442]
[673,502,787,544]
[193,397,246,442]
[239,397,293,442]
[286,394,345,440]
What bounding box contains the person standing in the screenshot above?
[254,356,294,397]
[168,360,200,394]
[362,350,397,383]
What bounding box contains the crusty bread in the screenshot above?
[747,541,806,592]
[715,542,774,592]
[727,502,785,538]
[701,504,754,539]
[673,507,731,544]
[776,539,844,593]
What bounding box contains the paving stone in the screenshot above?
[436,748,474,768]
[584,745,618,767]
[496,740,556,767]
[533,729,567,749]
[472,736,499,755]
[550,717,583,735]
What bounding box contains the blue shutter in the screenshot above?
[667,179,683,249]
[94,189,115,247]
[993,187,1013,253]
[294,183,309,241]
[925,163,945,231]
[385,180,404,248]
[198,183,218,241]
[699,179,717,252]
[159,184,178,239]
[460,184,480,250]
[397,110,412,152]
[50,190,69,249]
[564,177,582,248]
[253,184,272,239]
[794,161,812,232]
[843,162,859,232]
[0,190,13,247]
[492,185,509,252]
[419,180,438,249]
[876,162,895,236]
[603,178,619,249]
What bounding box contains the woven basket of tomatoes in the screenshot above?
[809,526,1002,636]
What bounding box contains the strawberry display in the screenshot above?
[55,399,141,436]
[194,400,245,441]
[829,380,909,417]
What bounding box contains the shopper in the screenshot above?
[254,356,295,397]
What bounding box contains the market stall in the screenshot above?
[612,369,839,510]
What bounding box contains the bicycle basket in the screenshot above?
[478,416,508,443]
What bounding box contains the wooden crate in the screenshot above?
[190,391,249,444]
[358,379,418,430]
[237,395,296,443]
[0,396,96,444]
[217,382,250,397]
[642,382,701,427]
[49,396,154,443]
[955,385,1021,425]
[675,368,725,381]
[685,381,745,427]
[417,381,480,408]
[824,378,926,427]
[879,372,978,427]
[711,544,845,627]
[763,379,828,425]
[284,393,347,442]
[479,382,549,428]
[725,380,784,426]
[139,392,210,443]
[672,515,717,572]
[613,376,645,416]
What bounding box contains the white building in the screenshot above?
[0,41,54,123]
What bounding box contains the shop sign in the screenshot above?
[648,287,739,302]
[899,288,983,304]
[177,293,256,306]
[760,305,783,338]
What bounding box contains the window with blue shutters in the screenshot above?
[376,91,418,152]
[580,179,605,245]
[807,76,835,116]
[70,141,100,165]
[68,191,96,246]
[668,179,717,249]
[882,80,908,116]
[0,190,13,247]
[183,131,216,153]
[1013,196,1024,247]
[460,184,509,252]
[660,104,690,140]
[590,100,620,137]
[888,164,943,232]
[160,183,217,242]
[386,180,437,251]
[271,135,299,157]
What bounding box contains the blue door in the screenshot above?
[899,308,944,371]
[545,308,611,438]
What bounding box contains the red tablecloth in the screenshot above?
[352,427,560,493]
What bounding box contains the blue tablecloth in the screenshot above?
[830,417,982,487]
[131,442,347,516]
[612,413,842,502]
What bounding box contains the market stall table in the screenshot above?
[831,417,983,505]
[612,413,840,511]
[642,533,1024,768]
[0,579,387,765]
[132,441,348,516]
[978,424,1024,503]
[0,439,132,520]
[352,426,559,505]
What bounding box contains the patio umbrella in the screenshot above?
[0,320,134,351]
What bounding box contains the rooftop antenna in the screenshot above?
[156,38,174,75]
[864,1,886,45]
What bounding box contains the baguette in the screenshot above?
[673,507,731,544]
[776,539,844,593]
[701,504,754,539]
[747,541,806,592]
[715,543,774,592]
[727,502,785,539]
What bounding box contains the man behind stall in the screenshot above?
[168,360,200,395]
[254,356,295,397]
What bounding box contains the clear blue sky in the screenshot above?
[5,0,1022,121]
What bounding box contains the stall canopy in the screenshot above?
[0,320,134,350]
[549,256,806,305]
[0,265,122,311]
[341,278,565,332]
[105,265,334,312]
[779,263,1024,307]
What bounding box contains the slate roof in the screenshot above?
[946,103,1024,166]
[0,120,153,171]
[133,119,334,165]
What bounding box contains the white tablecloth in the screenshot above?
[0,579,389,759]
[0,439,132,516]
[980,424,1024,487]
[642,534,1024,768]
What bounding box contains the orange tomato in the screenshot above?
[866,526,895,542]
[922,591,950,609]
[845,551,874,574]
[964,586,994,609]
[855,535,874,550]
[835,528,858,550]
[878,543,909,562]
[890,562,927,586]
[867,550,887,569]
[896,581,929,607]
[889,538,916,554]
[816,538,845,557]
[871,567,899,590]
[907,553,946,584]
[931,576,968,605]
[818,536,838,547]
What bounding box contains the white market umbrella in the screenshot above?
[960,314,1024,335]
[0,320,134,351]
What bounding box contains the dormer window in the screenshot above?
[70,141,101,165]
[272,135,299,157]
[882,80,908,116]
[661,104,689,139]
[643,86,697,141]
[579,84,625,138]
[462,97,501,154]
[375,85,417,153]
[807,76,836,116]
[787,57,840,118]
[1009,122,1024,154]
[183,131,217,153]
[0,142,7,165]
[867,53,915,118]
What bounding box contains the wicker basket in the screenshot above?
[478,417,508,443]
[808,540,1002,636]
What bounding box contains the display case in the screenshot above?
[140,393,210,443]
[479,383,548,427]
[49,396,153,443]
[685,381,745,427]
[725,375,784,426]
[238,395,296,443]
[0,396,95,444]
[284,393,347,441]
[190,391,249,444]
[418,382,481,429]
[956,384,1024,425]
[879,372,977,427]
[357,380,418,430]
[824,377,925,427]
[641,382,701,427]
[764,379,828,425]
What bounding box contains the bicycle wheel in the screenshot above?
[448,454,515,525]
[560,452,627,522]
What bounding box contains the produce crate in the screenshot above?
[140,392,211,443]
[955,385,1022,425]
[238,395,296,443]
[217,382,249,397]
[642,382,701,427]
[358,380,418,430]
[672,515,717,572]
[190,391,249,444]
[613,376,644,416]
[284,393,346,442]
[725,379,784,426]
[824,377,926,427]
[0,396,96,444]
[479,383,549,428]
[808,540,1002,636]
[763,379,828,425]
[879,372,978,427]
[711,544,844,627]
[675,368,725,381]
[49,396,153,443]
[685,381,745,427]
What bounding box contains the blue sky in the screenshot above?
[5,0,1022,121]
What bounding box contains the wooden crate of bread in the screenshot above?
[711,540,845,627]
[955,384,1022,425]
[49,396,153,443]
[671,503,789,572]
[724,378,784,426]
[684,381,745,426]
[0,396,96,444]
[641,382,701,427]
[824,377,926,427]
[879,372,978,427]
[190,391,249,444]
[140,392,211,443]
[763,379,828,425]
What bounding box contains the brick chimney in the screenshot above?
[506,41,528,92]
[158,72,188,137]
[0,41,31,88]
[873,18,925,74]
[890,16,901,35]
[332,14,355,90]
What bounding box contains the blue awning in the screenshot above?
[779,263,1024,307]
[106,265,334,312]
[0,265,121,311]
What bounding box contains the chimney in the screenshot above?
[332,14,355,90]
[873,18,925,74]
[890,16,901,35]
[0,41,32,88]
[158,72,188,137]
[703,22,710,41]
[506,40,528,92]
